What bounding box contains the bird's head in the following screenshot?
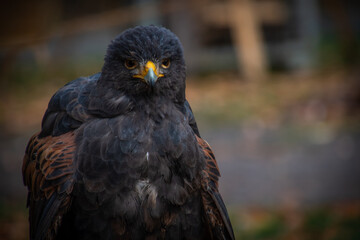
[100,26,186,101]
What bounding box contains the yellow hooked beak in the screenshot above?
[133,61,164,86]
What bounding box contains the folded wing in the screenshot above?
[197,136,235,240]
[22,132,76,240]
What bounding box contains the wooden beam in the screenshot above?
[201,0,288,26]
[228,0,267,80]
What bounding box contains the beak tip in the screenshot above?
[144,68,158,86]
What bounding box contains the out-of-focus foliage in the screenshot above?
[229,204,360,240]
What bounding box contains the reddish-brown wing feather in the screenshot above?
[22,132,76,240]
[197,136,220,187]
[197,136,235,240]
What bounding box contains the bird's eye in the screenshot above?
[161,59,171,69]
[125,60,138,69]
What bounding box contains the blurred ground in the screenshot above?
[0,69,360,239]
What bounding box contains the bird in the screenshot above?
[22,25,235,240]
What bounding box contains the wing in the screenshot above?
[22,131,76,240]
[23,74,97,239]
[23,72,133,239]
[197,136,235,240]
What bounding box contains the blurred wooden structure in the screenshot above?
[228,0,268,80]
[2,0,288,80]
[198,0,288,79]
[0,0,327,79]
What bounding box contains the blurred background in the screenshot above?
[1,0,360,239]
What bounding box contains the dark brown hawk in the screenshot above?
[22,26,235,240]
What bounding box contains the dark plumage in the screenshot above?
[22,26,235,240]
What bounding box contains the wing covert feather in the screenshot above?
[197,136,235,240]
[22,132,76,240]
